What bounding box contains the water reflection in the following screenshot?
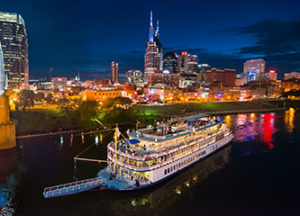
[285,107,295,133]
[227,112,277,155]
[0,148,22,215]
[95,136,99,146]
[110,146,231,216]
[261,113,274,150]
[13,112,300,215]
[224,115,231,128]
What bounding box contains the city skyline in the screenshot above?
[1,0,300,80]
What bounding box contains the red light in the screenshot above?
[182,51,187,56]
[269,70,275,73]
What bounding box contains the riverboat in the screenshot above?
[98,113,233,191]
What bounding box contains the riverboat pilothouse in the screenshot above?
[43,113,233,197]
[99,113,233,190]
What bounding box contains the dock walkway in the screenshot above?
[43,177,105,198]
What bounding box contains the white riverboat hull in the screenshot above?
[99,131,234,191]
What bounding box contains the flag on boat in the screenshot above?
[217,116,223,122]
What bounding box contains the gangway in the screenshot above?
[43,177,106,198]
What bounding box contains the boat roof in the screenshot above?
[178,113,209,122]
[127,139,140,145]
[129,121,218,143]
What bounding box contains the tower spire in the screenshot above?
[155,19,159,38]
[149,10,154,42]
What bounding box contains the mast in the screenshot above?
[114,124,119,174]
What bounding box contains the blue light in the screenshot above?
[247,72,256,82]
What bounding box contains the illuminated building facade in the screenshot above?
[281,79,300,92]
[146,87,183,102]
[144,11,162,81]
[51,77,67,90]
[198,64,211,81]
[163,52,178,73]
[267,70,277,81]
[177,52,198,74]
[243,59,265,82]
[207,68,236,87]
[177,52,188,74]
[94,79,111,87]
[0,12,29,89]
[187,55,198,74]
[179,73,198,89]
[284,72,300,80]
[146,70,179,87]
[111,61,119,84]
[126,70,143,84]
[82,89,123,102]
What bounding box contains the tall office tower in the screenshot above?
[187,54,198,73]
[243,58,265,82]
[154,19,163,70]
[198,64,211,81]
[177,51,188,74]
[0,40,6,96]
[163,52,178,73]
[144,11,162,82]
[177,52,198,74]
[111,61,119,84]
[0,12,29,89]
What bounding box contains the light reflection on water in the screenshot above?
[226,112,278,155]
[285,107,295,133]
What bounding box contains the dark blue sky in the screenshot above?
[2,0,300,80]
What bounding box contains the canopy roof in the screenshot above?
[127,139,140,145]
[178,113,209,122]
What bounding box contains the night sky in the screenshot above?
[2,0,300,80]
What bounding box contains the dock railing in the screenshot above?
[43,177,106,198]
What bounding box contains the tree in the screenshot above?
[101,97,136,126]
[102,96,133,110]
[58,97,71,111]
[35,92,45,102]
[18,90,35,110]
[78,100,99,124]
[45,93,54,104]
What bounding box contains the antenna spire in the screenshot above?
[155,19,159,38]
[149,10,154,42]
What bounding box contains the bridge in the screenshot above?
[43,177,106,198]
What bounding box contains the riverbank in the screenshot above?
[135,100,289,117]
[11,100,297,135]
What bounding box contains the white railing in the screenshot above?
[43,177,106,198]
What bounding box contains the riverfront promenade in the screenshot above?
[135,100,289,118]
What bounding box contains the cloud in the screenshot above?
[226,19,300,56]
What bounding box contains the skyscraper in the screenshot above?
[111,61,119,84]
[177,52,198,74]
[0,39,6,96]
[243,59,265,82]
[144,11,162,82]
[163,52,178,73]
[0,12,29,89]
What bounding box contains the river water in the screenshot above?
[1,109,300,215]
